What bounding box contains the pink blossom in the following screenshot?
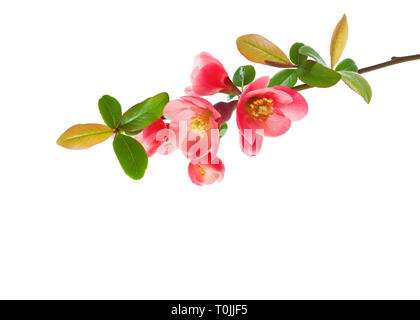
[185,52,240,96]
[134,119,176,157]
[188,153,225,186]
[236,77,308,138]
[163,96,221,160]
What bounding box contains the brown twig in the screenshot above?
[292,54,420,92]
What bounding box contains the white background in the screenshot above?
[1,0,420,299]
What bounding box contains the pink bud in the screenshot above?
[185,52,239,96]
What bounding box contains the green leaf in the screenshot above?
[236,34,293,66]
[289,42,308,65]
[119,92,169,134]
[232,65,256,89]
[57,123,113,150]
[268,69,298,88]
[98,95,122,129]
[219,123,228,137]
[227,94,236,101]
[123,129,142,136]
[335,58,358,72]
[113,133,148,180]
[339,71,372,103]
[297,60,341,88]
[298,46,327,66]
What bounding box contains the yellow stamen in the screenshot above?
[246,97,274,122]
[198,165,206,176]
[190,111,212,136]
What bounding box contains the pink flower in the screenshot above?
[236,76,308,138]
[185,52,240,96]
[188,153,225,186]
[134,119,176,157]
[163,96,221,160]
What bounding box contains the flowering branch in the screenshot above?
[56,14,419,186]
[293,54,420,91]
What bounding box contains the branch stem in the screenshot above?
[292,54,420,92]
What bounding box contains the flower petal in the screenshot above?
[133,119,167,157]
[184,85,196,96]
[191,63,229,96]
[238,110,291,137]
[241,76,270,96]
[188,153,225,186]
[261,112,292,136]
[272,86,308,121]
[194,52,224,69]
[242,87,293,106]
[181,96,221,119]
[177,125,219,161]
[164,97,205,120]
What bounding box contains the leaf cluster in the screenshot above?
[57,93,169,180]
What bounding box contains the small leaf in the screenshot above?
[335,58,358,72]
[339,71,372,103]
[268,69,298,88]
[219,123,228,137]
[289,42,308,65]
[236,34,292,66]
[113,133,148,180]
[233,65,256,88]
[330,14,349,68]
[298,46,327,65]
[297,60,341,88]
[119,92,169,134]
[98,95,122,129]
[57,124,113,150]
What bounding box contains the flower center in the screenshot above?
[246,97,274,122]
[197,165,206,176]
[190,112,212,136]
